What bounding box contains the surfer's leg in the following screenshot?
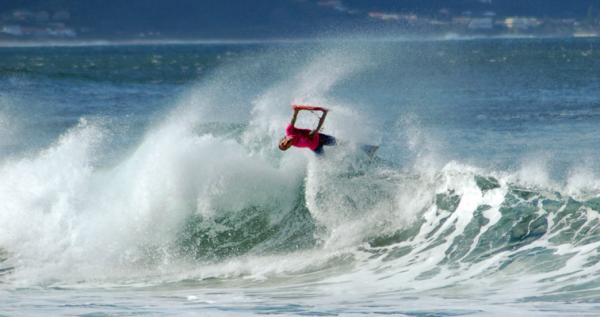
[313,145,324,155]
[313,134,336,156]
[313,134,335,156]
[319,134,337,147]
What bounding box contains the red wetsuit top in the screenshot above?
[286,123,320,150]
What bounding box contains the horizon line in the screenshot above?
[0,33,597,48]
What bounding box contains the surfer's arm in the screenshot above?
[310,109,328,136]
[290,108,300,127]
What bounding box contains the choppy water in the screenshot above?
[2,38,600,316]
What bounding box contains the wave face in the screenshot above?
[1,39,600,315]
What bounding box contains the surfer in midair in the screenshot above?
[278,105,337,155]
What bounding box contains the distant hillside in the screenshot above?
[345,0,597,18]
[1,0,599,39]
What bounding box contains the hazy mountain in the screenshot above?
[1,0,599,39]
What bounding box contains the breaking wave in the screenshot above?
[1,44,600,305]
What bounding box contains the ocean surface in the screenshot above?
[1,37,600,316]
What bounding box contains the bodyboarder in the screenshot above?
[278,105,336,155]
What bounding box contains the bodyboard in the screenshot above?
[293,104,328,112]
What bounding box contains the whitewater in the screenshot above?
[1,38,600,316]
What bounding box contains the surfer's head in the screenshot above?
[279,136,293,151]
